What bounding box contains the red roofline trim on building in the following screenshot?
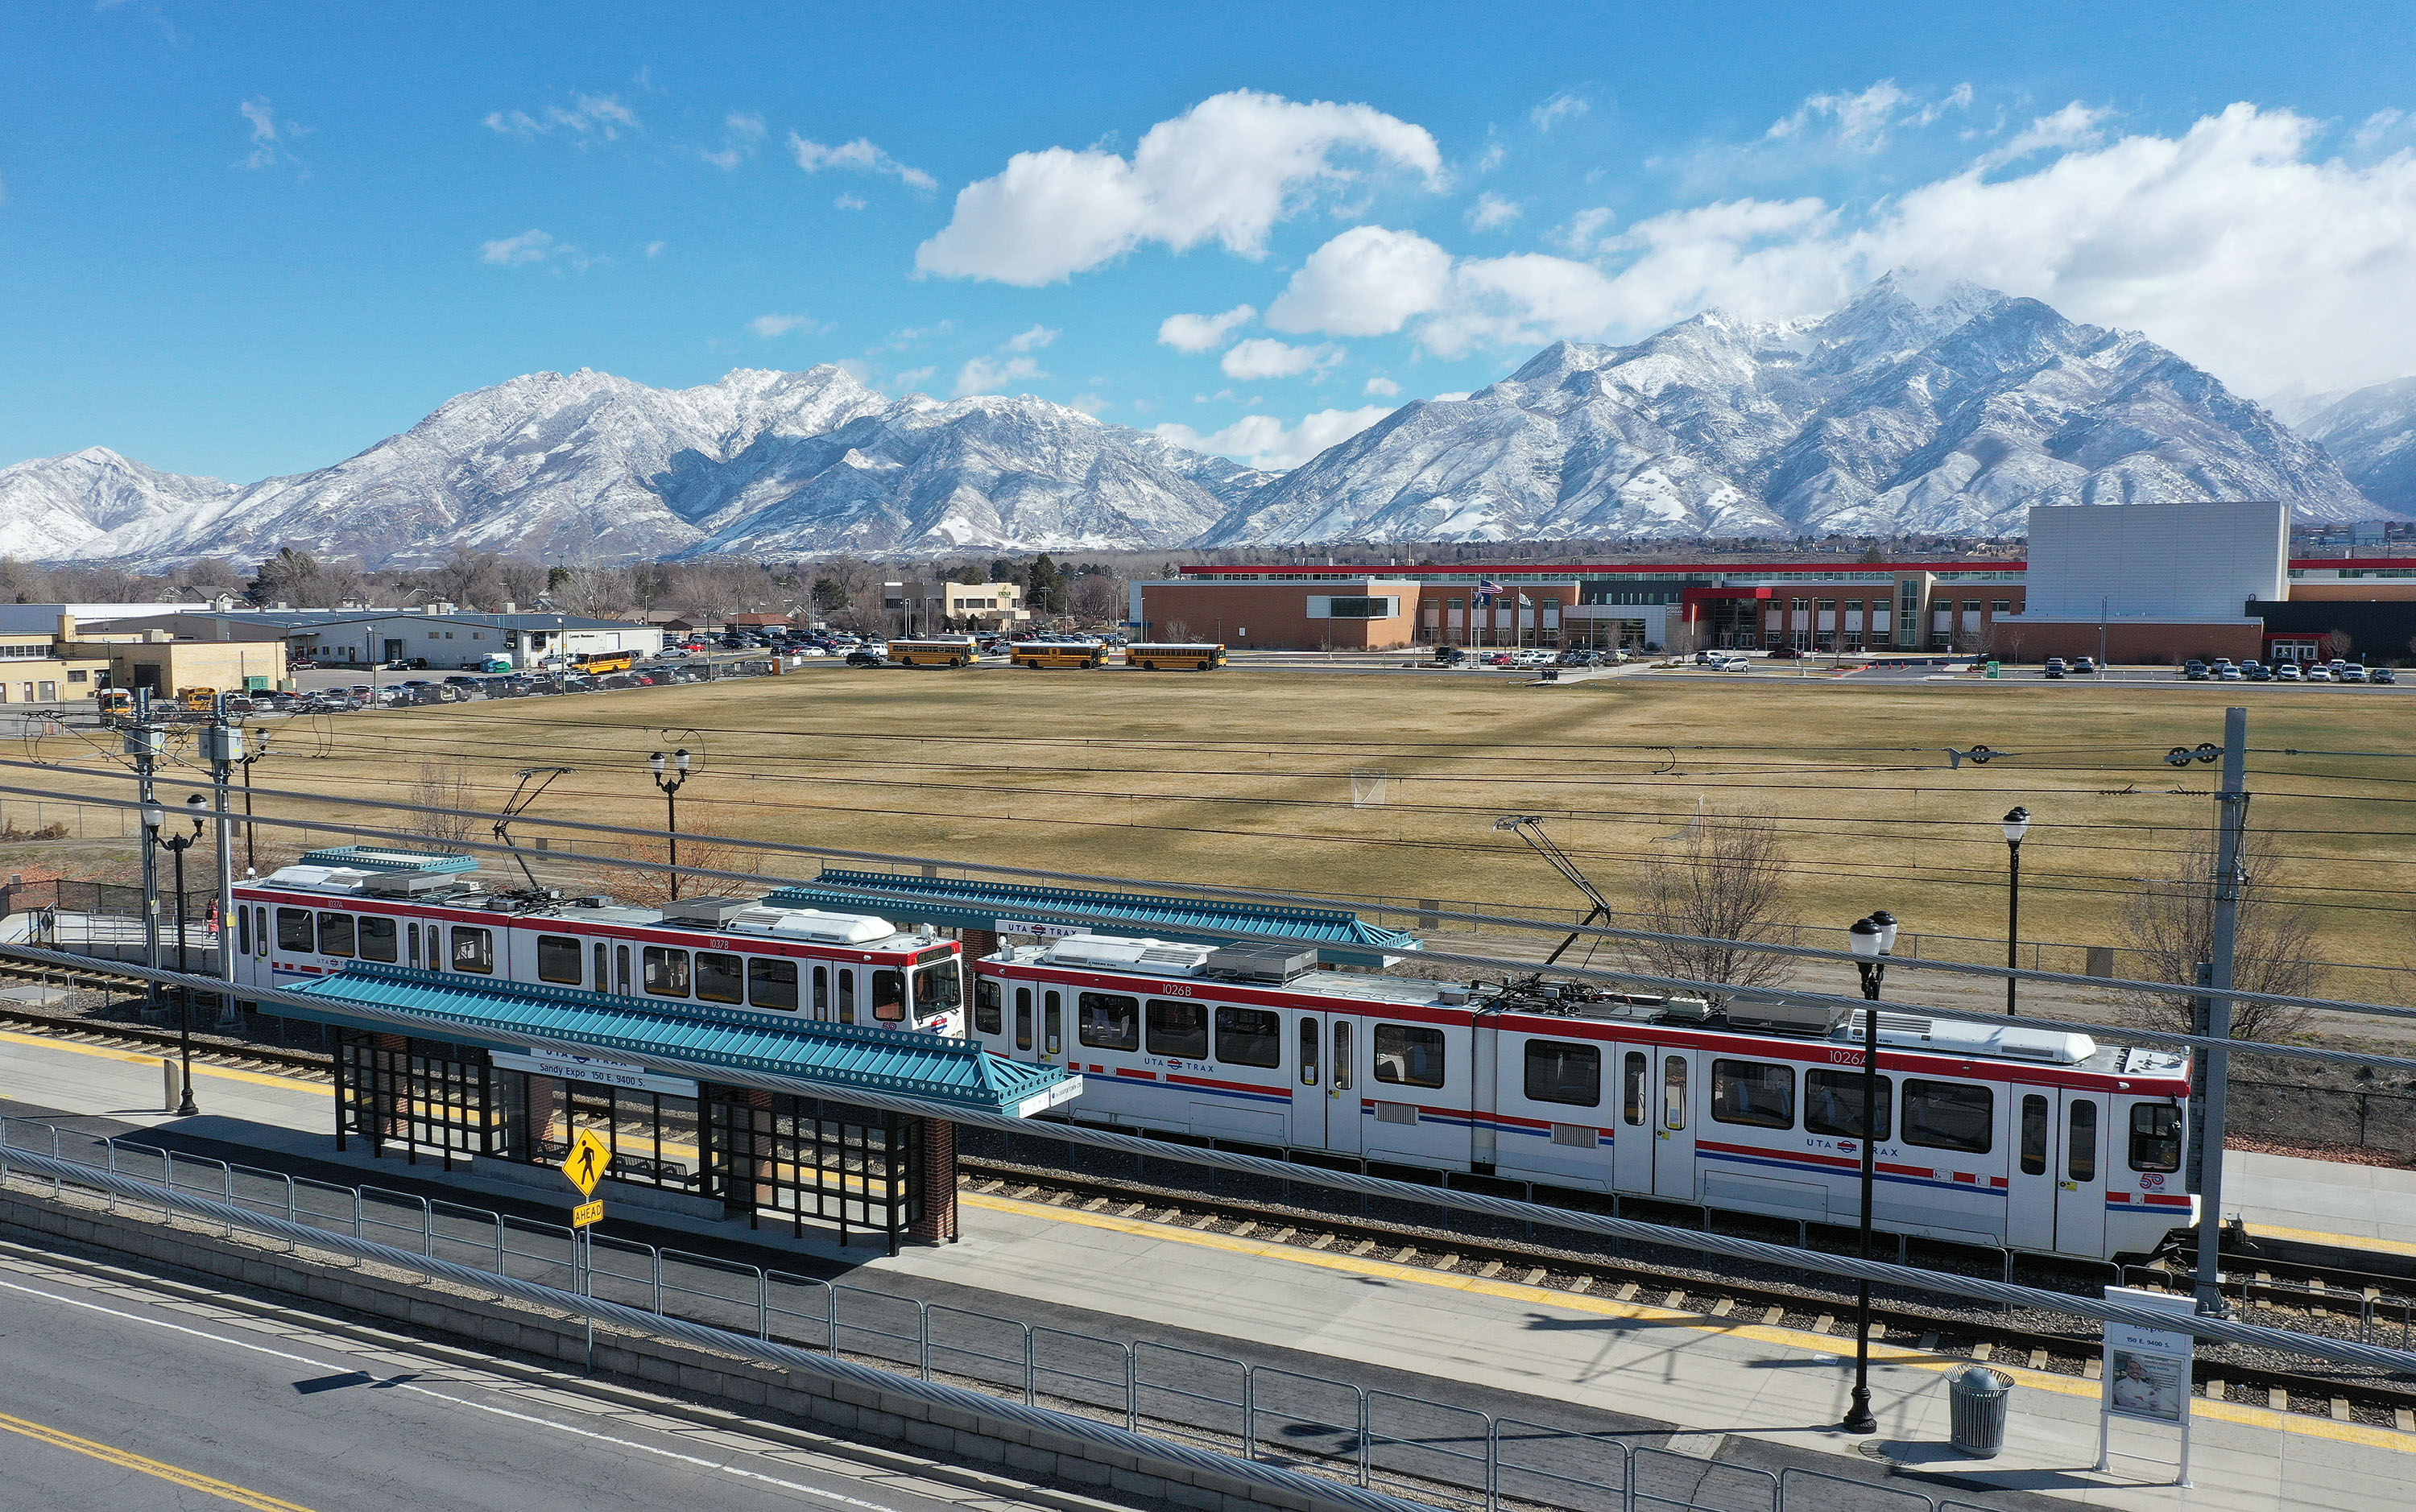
[1173,557,2414,578]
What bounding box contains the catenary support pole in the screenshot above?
[128,715,163,1020]
[206,701,241,1022]
[2195,707,2249,1316]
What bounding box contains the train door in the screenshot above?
[2055,1090,2109,1257]
[1653,1047,1698,1201]
[1291,1013,1347,1150]
[614,944,632,997]
[2006,1090,2055,1252]
[1613,1048,1653,1194]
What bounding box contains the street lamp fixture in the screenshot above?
[648,748,693,899]
[144,793,209,1117]
[2001,806,2031,1016]
[1840,908,1897,1437]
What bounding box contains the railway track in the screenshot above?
[957,1151,2416,1432]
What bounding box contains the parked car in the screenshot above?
[2244,663,2273,681]
[2306,666,2335,682]
[2182,660,2210,680]
[1432,647,1468,665]
[2340,664,2368,684]
[2218,665,2244,680]
[845,648,886,667]
[2071,655,2099,674]
[2373,667,2399,685]
[2042,657,2067,675]
[2275,663,2304,682]
[1481,652,1515,667]
[1765,647,1805,659]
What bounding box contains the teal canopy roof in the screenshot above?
[288,965,1074,1118]
[298,845,479,874]
[770,870,1418,966]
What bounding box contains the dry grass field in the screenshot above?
[22,665,2416,991]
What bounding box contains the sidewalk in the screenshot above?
[3,1029,2412,1510]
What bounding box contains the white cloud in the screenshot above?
[1067,392,1113,415]
[1220,337,1344,381]
[1552,206,1614,254]
[1529,90,1590,132]
[788,133,937,190]
[1152,406,1392,469]
[643,240,666,258]
[1266,225,1454,336]
[1973,102,2108,169]
[478,229,592,269]
[1432,391,1471,403]
[750,312,814,337]
[1468,192,1523,231]
[894,365,938,387]
[915,89,1445,286]
[1004,324,1059,353]
[1257,101,2416,394]
[483,93,639,143]
[1157,304,1257,353]
[238,97,307,170]
[701,111,767,170]
[954,353,1044,396]
[834,192,867,211]
[1363,376,1400,397]
[1765,80,1971,152]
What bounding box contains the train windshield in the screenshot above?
[912,960,962,1025]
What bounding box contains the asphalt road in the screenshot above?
[0,1247,974,1512]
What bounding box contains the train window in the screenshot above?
[1372,1023,1443,1088]
[1661,1057,1687,1130]
[450,926,494,975]
[875,969,908,1023]
[1077,992,1140,1051]
[642,946,689,996]
[2129,1104,2182,1172]
[536,935,583,985]
[1332,1021,1352,1091]
[694,952,743,1004]
[1711,1060,1794,1130]
[748,958,798,1011]
[1299,1020,1319,1086]
[813,965,829,1016]
[316,912,357,958]
[1622,1052,1647,1126]
[974,977,1003,1035]
[2021,1095,2049,1175]
[1043,990,1062,1054]
[1217,1006,1283,1069]
[359,915,398,964]
[616,944,631,995]
[1901,1080,1992,1153]
[1147,999,1206,1058]
[276,907,314,952]
[914,960,962,1022]
[593,943,607,990]
[254,907,267,957]
[1524,1040,1600,1108]
[237,904,252,955]
[1015,987,1032,1051]
[838,969,855,1024]
[1805,1069,1892,1140]
[407,922,421,969]
[2067,1100,2098,1184]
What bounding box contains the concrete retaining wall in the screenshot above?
[0,1183,1349,1512]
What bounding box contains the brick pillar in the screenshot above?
[910,1118,960,1244]
[959,928,999,962]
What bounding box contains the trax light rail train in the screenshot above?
[234,849,2194,1264]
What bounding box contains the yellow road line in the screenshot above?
[0,1408,321,1511]
[961,1190,2416,1453]
[0,1027,329,1094]
[2244,1219,2416,1261]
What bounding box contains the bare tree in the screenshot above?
[2119,825,2321,1042]
[406,759,481,847]
[551,565,632,618]
[585,801,759,905]
[498,560,548,607]
[1621,810,1796,999]
[1069,572,1125,625]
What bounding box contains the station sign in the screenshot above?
[494,1046,699,1097]
[995,918,1092,939]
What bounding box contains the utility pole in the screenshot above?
[126,697,165,1020]
[202,696,243,1025]
[2195,706,2249,1316]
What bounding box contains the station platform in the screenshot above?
[2,1027,2413,1510]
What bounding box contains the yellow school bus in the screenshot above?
[1123,642,1227,671]
[179,687,219,711]
[887,637,983,667]
[577,651,636,675]
[1010,641,1108,669]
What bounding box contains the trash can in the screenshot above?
[1948,1365,2013,1457]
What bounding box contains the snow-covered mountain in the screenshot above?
[2290,378,2416,516]
[13,278,2398,567]
[0,447,238,559]
[57,367,1243,568]
[1204,277,2379,545]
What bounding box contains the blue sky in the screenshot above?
[9,2,2416,483]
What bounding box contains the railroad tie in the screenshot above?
[1189,1212,1218,1230]
[1916,1332,1938,1352]
[1762,1308,1785,1327]
[2331,1398,2351,1422]
[1566,1276,1593,1295]
[1476,1260,1501,1279]
[1612,1282,1637,1302]
[1269,1228,1294,1245]
[1432,1254,1462,1272]
[1815,1314,1835,1336]
[2273,1388,2291,1412]
[1047,1191,1076,1206]
[1710,1299,1733,1318]
[2083,1357,2103,1380]
[1971,1343,1993,1362]
[2396,1407,2414,1433]
[2203,1377,2224,1402]
[1664,1290,1687,1310]
[1350,1240,1376,1257]
[1522,1267,1547,1286]
[2028,1349,2049,1371]
[1228,1221,1256,1238]
[1119,1202,1149,1217]
[1082,1196,1111,1212]
[1392,1246,1419,1264]
[1309,1234,1336,1250]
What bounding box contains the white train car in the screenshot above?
[970,935,2196,1263]
[229,850,966,1036]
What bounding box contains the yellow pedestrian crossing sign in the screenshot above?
[561,1129,611,1197]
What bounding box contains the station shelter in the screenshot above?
[279,964,1078,1254]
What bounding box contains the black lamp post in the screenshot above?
[144,793,208,1117]
[2001,806,2030,1016]
[648,748,692,900]
[1841,907,1897,1436]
